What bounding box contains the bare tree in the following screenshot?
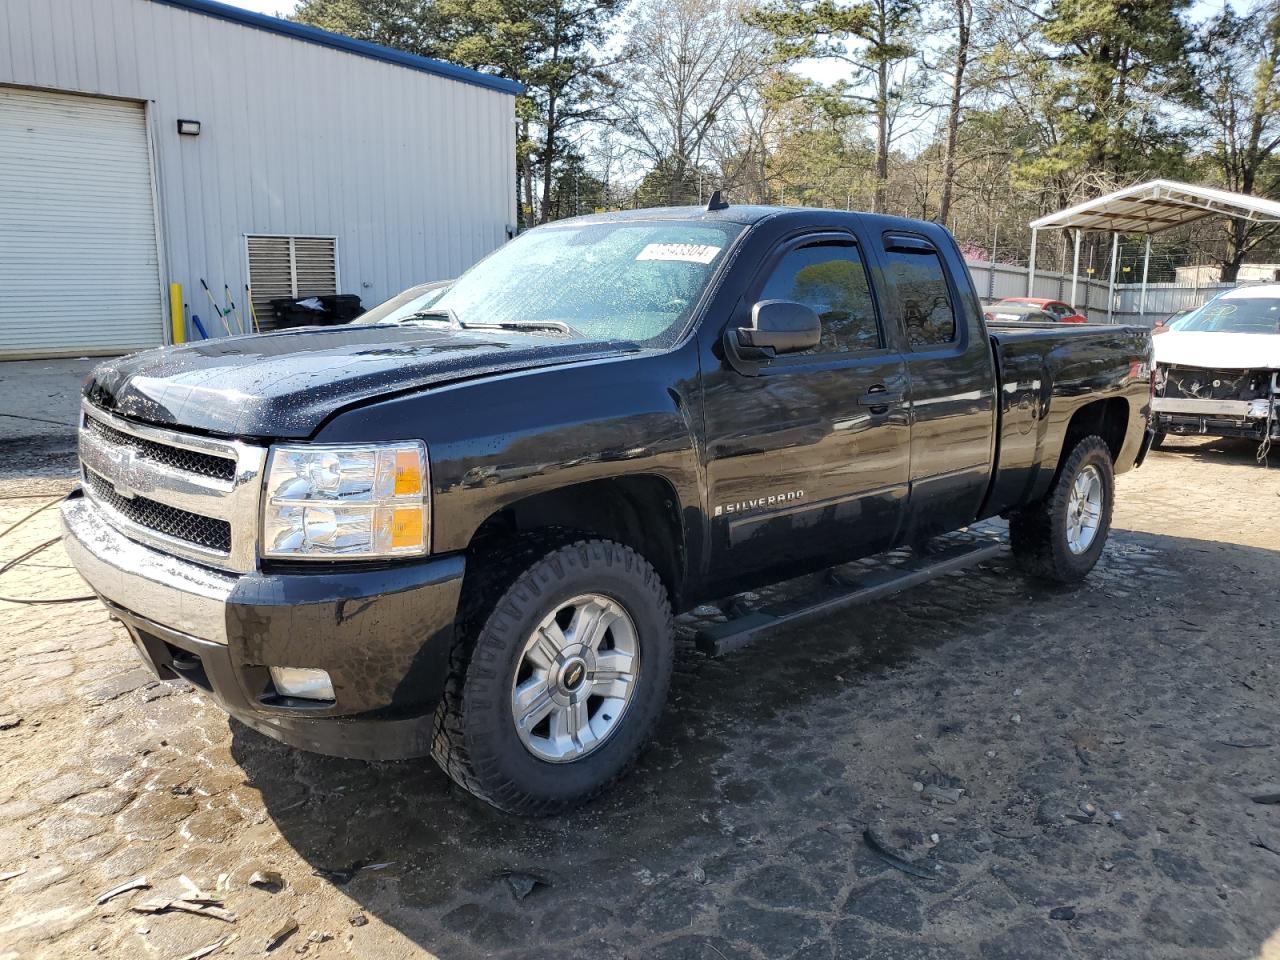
[751,0,923,212]
[934,0,973,223]
[612,0,769,204]
[1193,3,1280,281]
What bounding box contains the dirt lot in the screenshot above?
[2,433,1279,960]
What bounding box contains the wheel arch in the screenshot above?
[461,474,689,613]
[1060,397,1129,466]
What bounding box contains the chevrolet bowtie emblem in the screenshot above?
[109,447,139,499]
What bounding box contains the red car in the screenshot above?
[990,297,1088,323]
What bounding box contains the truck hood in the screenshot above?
[85,324,638,439]
[1154,331,1280,371]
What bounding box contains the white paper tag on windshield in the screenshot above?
[635,242,721,264]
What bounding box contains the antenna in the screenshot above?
[706,189,729,212]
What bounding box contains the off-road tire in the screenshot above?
[431,539,674,815]
[1151,430,1167,450]
[1009,435,1115,583]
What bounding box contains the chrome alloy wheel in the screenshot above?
[1066,464,1104,554]
[510,594,640,763]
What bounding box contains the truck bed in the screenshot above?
[983,321,1151,518]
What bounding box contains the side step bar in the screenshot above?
[694,539,1006,658]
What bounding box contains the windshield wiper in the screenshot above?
[402,308,457,325]
[460,319,582,337]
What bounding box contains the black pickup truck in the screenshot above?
[62,203,1153,814]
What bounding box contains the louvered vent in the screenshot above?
[246,235,338,330]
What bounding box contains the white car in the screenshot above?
[356,280,453,325]
[1152,283,1280,449]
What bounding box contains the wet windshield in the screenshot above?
[1177,291,1280,334]
[383,219,744,347]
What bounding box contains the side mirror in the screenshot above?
[735,300,821,355]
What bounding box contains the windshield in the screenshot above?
[389,219,744,346]
[1176,291,1280,334]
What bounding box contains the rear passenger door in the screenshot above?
[701,232,911,589]
[876,232,997,542]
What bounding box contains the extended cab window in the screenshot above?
[759,242,882,354]
[882,238,957,348]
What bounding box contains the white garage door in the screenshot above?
[0,87,164,359]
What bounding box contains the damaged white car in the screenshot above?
[1152,283,1280,455]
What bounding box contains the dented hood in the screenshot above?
[85,323,637,439]
[1153,331,1280,371]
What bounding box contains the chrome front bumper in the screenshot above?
[61,491,236,644]
[61,487,469,759]
[1151,397,1269,418]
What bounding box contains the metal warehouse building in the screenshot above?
[0,0,519,359]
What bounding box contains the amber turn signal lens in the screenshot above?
[393,449,423,496]
[389,506,424,549]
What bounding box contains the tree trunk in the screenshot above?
[540,93,558,225]
[1219,167,1256,282]
[938,0,969,225]
[875,59,888,214]
[521,120,535,230]
[1219,238,1245,283]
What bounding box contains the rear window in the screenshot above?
[881,241,958,348]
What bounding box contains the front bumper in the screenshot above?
[61,490,466,760]
[1152,396,1280,442]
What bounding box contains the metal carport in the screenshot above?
[1027,180,1280,321]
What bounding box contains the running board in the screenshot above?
[694,539,1006,658]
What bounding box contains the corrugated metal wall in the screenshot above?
[0,0,517,354]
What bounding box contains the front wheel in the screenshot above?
[1010,435,1115,582]
[431,539,674,815]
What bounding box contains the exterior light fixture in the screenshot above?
[177,119,201,136]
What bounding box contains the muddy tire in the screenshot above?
[1010,435,1115,583]
[431,539,673,815]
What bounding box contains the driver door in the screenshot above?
[700,232,911,592]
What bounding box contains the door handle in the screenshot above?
[858,386,904,407]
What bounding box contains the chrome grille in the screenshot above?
[84,414,236,481]
[78,402,266,572]
[83,468,232,552]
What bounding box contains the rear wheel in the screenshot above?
[1010,435,1115,582]
[1151,430,1167,450]
[431,538,674,815]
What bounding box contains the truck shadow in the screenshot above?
[229,528,1280,959]
[1152,435,1271,465]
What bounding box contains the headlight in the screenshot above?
[261,442,429,559]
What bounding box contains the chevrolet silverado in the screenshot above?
[62,203,1153,814]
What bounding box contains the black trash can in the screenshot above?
[319,295,364,322]
[269,297,354,328]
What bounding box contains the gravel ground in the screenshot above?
[1,434,1279,960]
[0,360,94,499]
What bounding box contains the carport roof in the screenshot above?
[1028,179,1280,234]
